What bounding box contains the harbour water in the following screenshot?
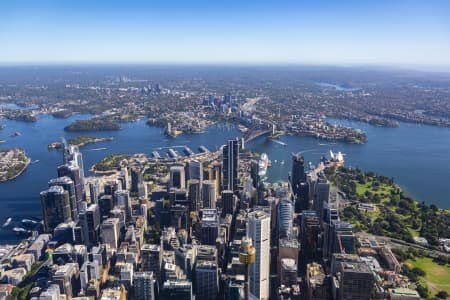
[0,114,449,243]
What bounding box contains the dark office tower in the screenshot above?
[141,244,163,283]
[170,165,186,189]
[134,272,155,300]
[71,145,85,187]
[188,179,201,212]
[58,162,84,212]
[338,261,374,300]
[313,178,330,222]
[200,209,219,245]
[195,261,219,300]
[160,280,193,300]
[301,210,321,260]
[222,138,239,192]
[49,176,78,222]
[291,153,306,194]
[202,180,217,209]
[250,160,259,187]
[322,208,340,260]
[277,198,294,239]
[89,180,100,204]
[78,204,101,247]
[104,180,119,197]
[62,137,70,164]
[131,167,143,193]
[187,160,203,182]
[333,221,356,255]
[296,181,310,211]
[40,186,71,232]
[221,190,235,216]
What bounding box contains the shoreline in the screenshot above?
[0,157,30,183]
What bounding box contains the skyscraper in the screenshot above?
[194,261,219,300]
[101,217,120,249]
[48,176,78,222]
[77,204,101,247]
[187,160,203,182]
[338,261,374,300]
[291,153,306,194]
[200,209,219,245]
[133,271,155,300]
[141,244,163,283]
[170,165,186,189]
[301,210,321,260]
[202,180,217,209]
[314,177,330,222]
[131,167,143,193]
[277,198,294,240]
[221,190,235,216]
[40,185,71,232]
[187,179,201,212]
[223,138,239,192]
[247,210,271,300]
[58,162,84,212]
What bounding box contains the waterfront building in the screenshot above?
[40,185,71,232]
[57,162,84,211]
[48,176,78,222]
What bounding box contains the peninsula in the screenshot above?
[64,117,120,132]
[0,148,30,182]
[48,136,113,149]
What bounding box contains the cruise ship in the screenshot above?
[258,153,269,176]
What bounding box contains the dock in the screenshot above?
[183,146,194,156]
[198,145,210,153]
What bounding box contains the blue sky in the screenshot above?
[1,0,449,65]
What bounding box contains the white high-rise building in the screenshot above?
[247,210,271,300]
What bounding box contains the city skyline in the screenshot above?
[1,0,450,67]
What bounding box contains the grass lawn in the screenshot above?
[406,257,450,294]
[355,179,395,202]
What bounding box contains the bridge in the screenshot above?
[242,117,276,142]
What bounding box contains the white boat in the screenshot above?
[2,217,12,227]
[258,153,269,176]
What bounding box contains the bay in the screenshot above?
[0,114,449,243]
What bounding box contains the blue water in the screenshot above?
[0,115,449,243]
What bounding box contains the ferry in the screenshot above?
[2,217,12,227]
[21,218,38,227]
[258,153,269,176]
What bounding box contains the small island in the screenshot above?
[48,136,113,150]
[0,148,30,182]
[52,109,73,118]
[64,117,120,132]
